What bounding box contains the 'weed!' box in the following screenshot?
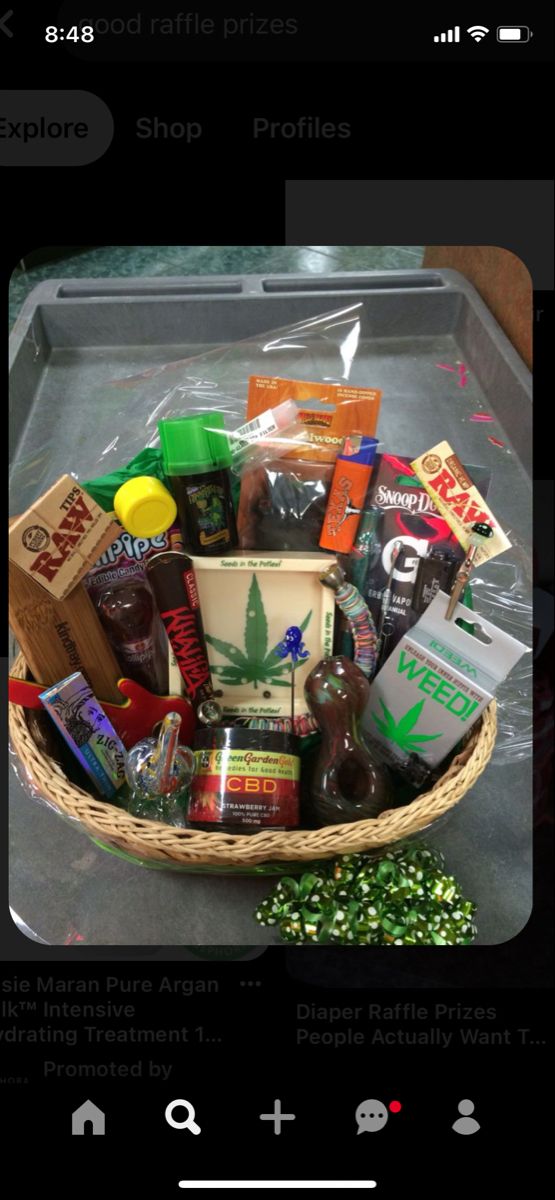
[368,589,527,771]
[191,552,337,717]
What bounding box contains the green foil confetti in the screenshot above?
[254,843,477,946]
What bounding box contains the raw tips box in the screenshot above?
[9,475,119,601]
[39,671,126,799]
[368,589,528,771]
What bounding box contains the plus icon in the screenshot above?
[259,1099,296,1135]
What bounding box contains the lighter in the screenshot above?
[319,435,379,554]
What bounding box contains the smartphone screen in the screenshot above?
[3,8,553,1193]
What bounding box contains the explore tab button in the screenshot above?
[0,90,114,165]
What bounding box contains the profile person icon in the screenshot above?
[452,1099,480,1135]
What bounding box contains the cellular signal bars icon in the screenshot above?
[434,26,460,43]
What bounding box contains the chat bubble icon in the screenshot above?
[355,1099,389,1133]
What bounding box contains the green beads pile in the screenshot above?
[254,843,477,945]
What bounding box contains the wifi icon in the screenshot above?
[467,25,489,41]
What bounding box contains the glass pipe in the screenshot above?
[304,655,391,826]
[124,711,195,823]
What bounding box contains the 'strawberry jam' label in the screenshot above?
[189,747,300,828]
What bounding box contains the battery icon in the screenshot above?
[497,27,532,42]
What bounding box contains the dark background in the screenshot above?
[1,7,553,254]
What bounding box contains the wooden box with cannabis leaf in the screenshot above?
[191,552,337,717]
[368,588,527,772]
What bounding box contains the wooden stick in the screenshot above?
[9,559,122,703]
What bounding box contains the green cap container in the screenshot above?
[158,413,232,476]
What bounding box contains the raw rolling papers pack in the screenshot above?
[411,440,512,565]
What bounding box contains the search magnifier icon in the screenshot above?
[165,1099,202,1134]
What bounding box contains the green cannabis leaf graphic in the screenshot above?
[244,573,267,664]
[205,573,312,690]
[372,698,443,756]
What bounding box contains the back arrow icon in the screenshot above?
[0,9,14,37]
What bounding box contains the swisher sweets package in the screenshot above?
[361,454,491,653]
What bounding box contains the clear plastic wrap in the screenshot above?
[10,300,532,799]
[237,460,334,552]
[463,535,533,764]
[9,740,84,825]
[226,399,307,475]
[69,304,372,486]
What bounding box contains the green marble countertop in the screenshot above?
[9,243,423,327]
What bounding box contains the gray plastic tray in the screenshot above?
[10,269,532,496]
[8,269,532,947]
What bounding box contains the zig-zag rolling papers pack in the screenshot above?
[39,671,126,799]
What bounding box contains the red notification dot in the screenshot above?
[389,1101,402,1113]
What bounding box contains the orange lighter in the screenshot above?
[319,435,379,554]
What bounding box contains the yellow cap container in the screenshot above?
[114,476,177,538]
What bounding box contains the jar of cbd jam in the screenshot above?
[189,727,300,833]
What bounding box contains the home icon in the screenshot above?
[71,1100,105,1136]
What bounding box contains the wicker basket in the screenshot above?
[9,652,497,868]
